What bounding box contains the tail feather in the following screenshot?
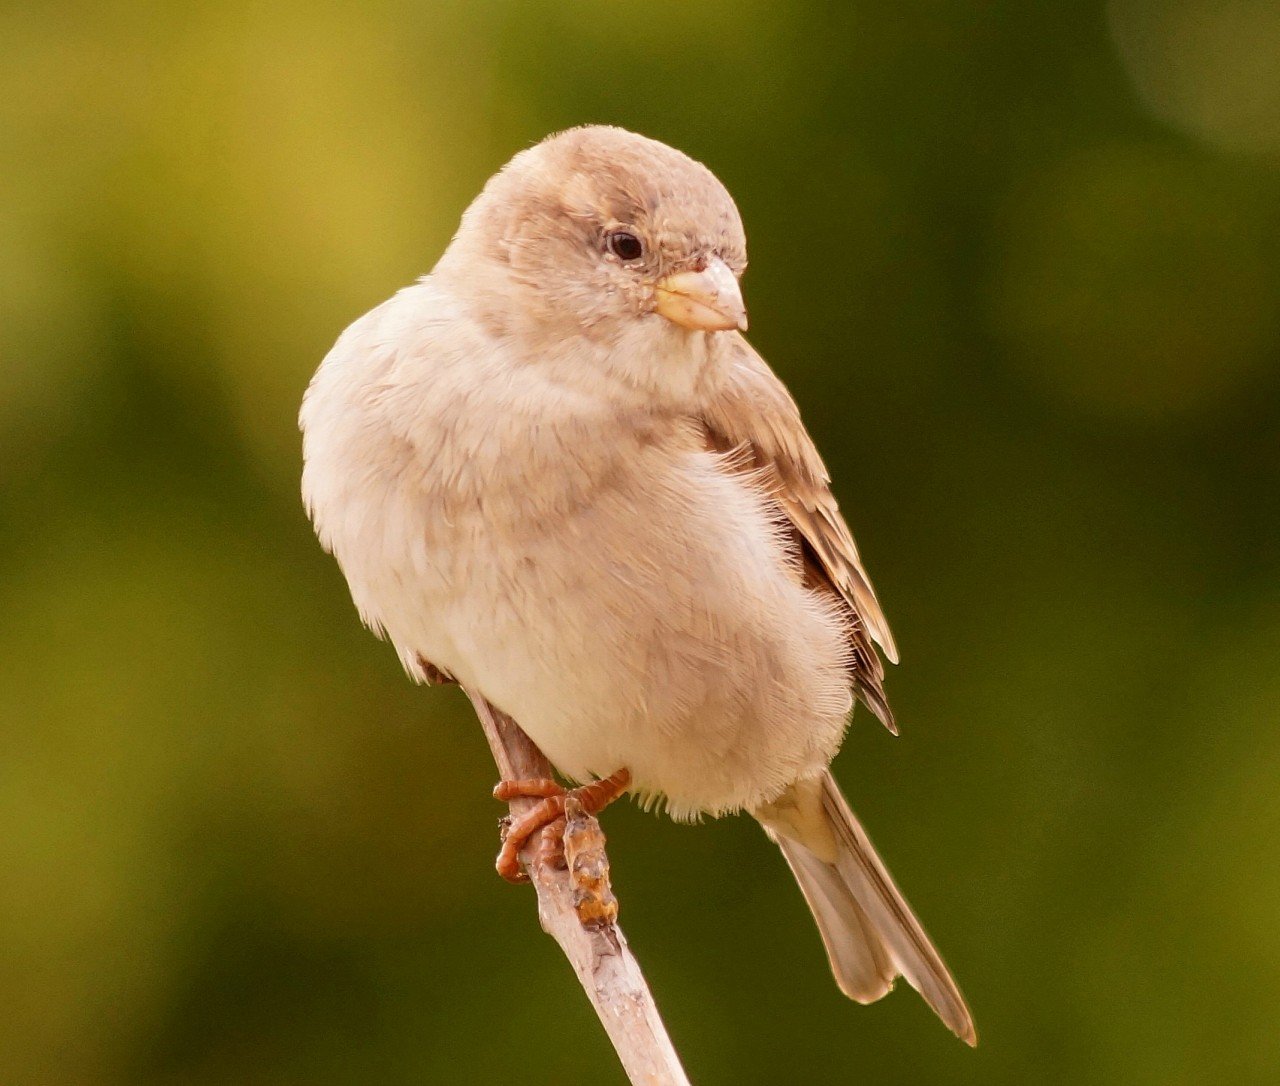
[759,771,976,1045]
[775,835,896,1003]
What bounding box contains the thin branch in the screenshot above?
[465,688,692,1086]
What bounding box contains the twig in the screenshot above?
[465,688,692,1086]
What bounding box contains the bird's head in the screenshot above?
[443,126,748,362]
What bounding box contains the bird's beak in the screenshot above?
[654,257,748,332]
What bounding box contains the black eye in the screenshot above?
[606,230,644,261]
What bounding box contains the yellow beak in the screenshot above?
[654,257,748,332]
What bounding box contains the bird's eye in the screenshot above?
[606,230,644,262]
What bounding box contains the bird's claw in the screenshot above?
[491,770,631,887]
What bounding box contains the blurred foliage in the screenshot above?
[3,1,1279,1083]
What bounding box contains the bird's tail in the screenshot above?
[754,771,976,1045]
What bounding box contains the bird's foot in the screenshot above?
[492,769,630,884]
[562,796,619,929]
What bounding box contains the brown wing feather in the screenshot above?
[698,337,899,733]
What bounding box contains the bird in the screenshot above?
[300,124,975,1045]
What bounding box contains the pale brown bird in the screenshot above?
[300,125,975,1044]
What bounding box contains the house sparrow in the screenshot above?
[300,125,975,1044]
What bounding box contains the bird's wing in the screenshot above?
[697,337,899,733]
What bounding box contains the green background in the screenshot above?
[4,1,1279,1082]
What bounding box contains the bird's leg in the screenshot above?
[493,769,631,883]
[415,655,456,686]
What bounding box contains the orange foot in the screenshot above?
[492,769,631,883]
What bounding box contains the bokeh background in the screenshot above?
[4,1,1279,1082]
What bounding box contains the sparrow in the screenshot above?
[300,125,975,1044]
